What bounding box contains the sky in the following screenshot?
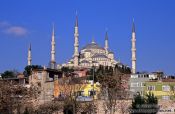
[0,0,175,75]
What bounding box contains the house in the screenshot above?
[144,79,175,100]
[54,75,101,100]
[76,81,101,99]
[1,73,27,85]
[29,67,62,102]
[129,73,150,97]
[129,71,165,98]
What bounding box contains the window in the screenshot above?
[37,82,41,87]
[131,83,138,87]
[37,72,42,80]
[77,91,84,96]
[131,74,138,78]
[138,83,141,87]
[19,79,25,85]
[162,96,170,100]
[141,82,146,87]
[162,85,170,91]
[147,86,155,91]
[88,90,96,96]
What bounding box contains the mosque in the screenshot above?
[27,15,136,74]
[63,37,117,68]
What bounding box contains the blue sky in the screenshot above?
[0,0,175,75]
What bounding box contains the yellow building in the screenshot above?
[55,79,101,100]
[77,82,101,99]
[144,80,175,100]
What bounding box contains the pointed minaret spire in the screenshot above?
[74,13,79,67]
[52,23,55,40]
[105,31,109,54]
[91,37,95,44]
[105,31,108,40]
[132,18,135,33]
[50,23,56,69]
[27,43,32,66]
[29,43,31,51]
[131,19,136,74]
[75,12,78,27]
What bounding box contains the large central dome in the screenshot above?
[63,39,117,68]
[82,41,105,50]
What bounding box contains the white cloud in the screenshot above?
[0,21,28,37]
[4,26,28,36]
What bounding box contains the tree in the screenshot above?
[96,65,130,114]
[98,75,119,114]
[61,67,74,77]
[23,107,30,114]
[117,100,130,114]
[35,100,64,114]
[23,65,43,77]
[131,93,145,110]
[1,70,16,79]
[169,85,175,100]
[0,81,40,114]
[115,64,131,74]
[130,92,159,114]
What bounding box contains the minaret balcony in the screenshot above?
[131,49,136,51]
[74,44,79,47]
[131,39,136,41]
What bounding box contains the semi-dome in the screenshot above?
[92,53,108,58]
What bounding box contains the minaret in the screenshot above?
[105,31,109,54]
[131,19,136,74]
[50,24,56,69]
[27,43,32,66]
[92,37,95,44]
[73,14,79,67]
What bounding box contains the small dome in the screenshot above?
[84,50,91,52]
[109,51,114,54]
